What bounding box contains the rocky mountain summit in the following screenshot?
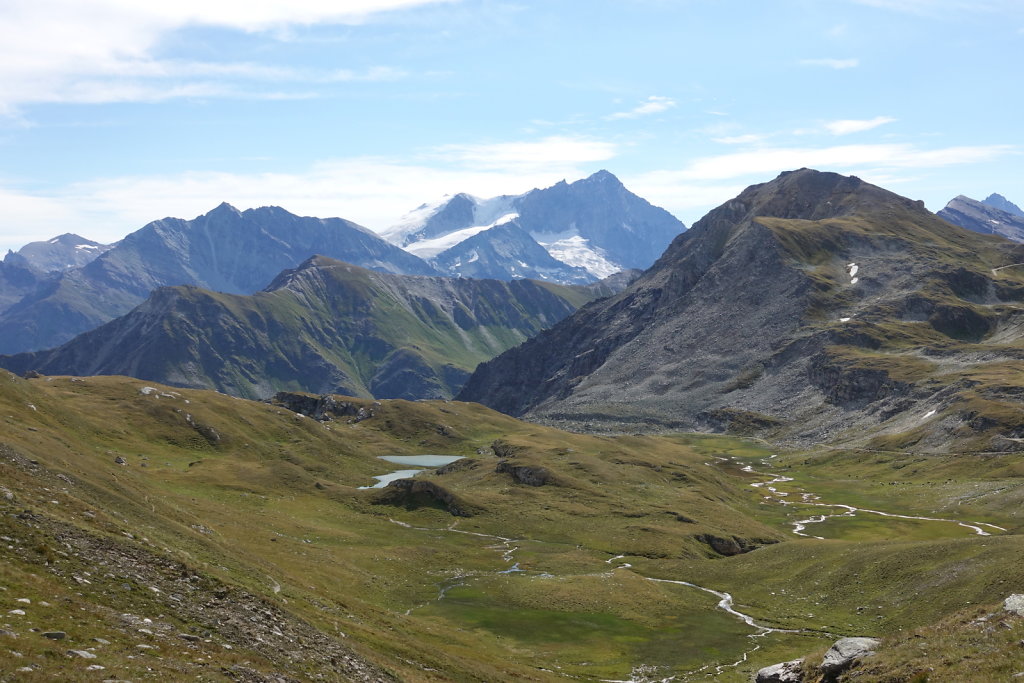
[982,192,1024,217]
[383,170,685,282]
[0,204,437,354]
[3,233,112,274]
[460,169,1024,451]
[938,194,1024,243]
[1,256,594,400]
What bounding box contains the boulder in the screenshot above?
[820,636,880,679]
[1004,594,1024,617]
[756,658,803,683]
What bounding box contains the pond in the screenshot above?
[358,454,465,489]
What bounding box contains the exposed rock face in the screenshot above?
[374,479,475,517]
[820,637,880,679]
[1004,594,1024,617]
[494,461,552,486]
[459,169,1024,450]
[983,193,1024,217]
[432,221,594,284]
[271,392,375,422]
[938,195,1024,243]
[1,257,592,401]
[0,204,438,354]
[755,659,803,683]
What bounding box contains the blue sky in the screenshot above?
[1,0,1022,252]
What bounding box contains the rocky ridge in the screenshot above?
[459,169,1024,451]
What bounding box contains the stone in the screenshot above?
[85,665,106,671]
[114,456,127,465]
[820,637,881,679]
[67,649,97,658]
[178,633,200,642]
[8,609,25,616]
[1004,594,1024,617]
[0,628,18,637]
[756,659,803,683]
[42,631,66,640]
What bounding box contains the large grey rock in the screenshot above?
[1004,594,1024,616]
[820,636,880,678]
[755,658,803,682]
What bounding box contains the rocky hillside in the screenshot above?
[1,256,595,400]
[459,169,1024,452]
[385,170,685,282]
[938,194,1024,243]
[0,204,437,355]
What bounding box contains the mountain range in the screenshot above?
[0,256,597,400]
[460,169,1024,452]
[938,193,1024,243]
[382,170,685,282]
[0,204,437,354]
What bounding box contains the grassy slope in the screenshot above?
[2,373,1023,681]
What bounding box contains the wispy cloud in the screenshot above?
[850,0,1020,14]
[607,96,676,120]
[712,134,766,145]
[0,1,444,113]
[661,143,1016,181]
[431,136,617,172]
[825,116,897,135]
[0,134,618,249]
[800,58,860,69]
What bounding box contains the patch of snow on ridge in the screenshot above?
[535,233,620,278]
[378,195,452,245]
[404,213,520,259]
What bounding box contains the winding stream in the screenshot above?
[741,464,1006,538]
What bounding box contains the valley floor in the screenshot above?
[2,375,1023,681]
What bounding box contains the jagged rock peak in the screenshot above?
[983,193,1024,217]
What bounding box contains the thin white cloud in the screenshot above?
[0,136,618,249]
[607,96,676,120]
[825,116,897,135]
[430,136,617,172]
[800,58,860,69]
[0,0,446,112]
[851,0,1021,14]
[712,134,766,145]
[665,143,1015,181]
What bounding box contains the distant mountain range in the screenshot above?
[1,256,600,400]
[382,170,686,283]
[938,193,1024,243]
[0,175,684,355]
[0,204,437,354]
[460,169,1024,452]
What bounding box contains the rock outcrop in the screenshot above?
[755,658,803,683]
[820,636,881,680]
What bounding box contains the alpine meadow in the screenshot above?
[1,2,1023,682]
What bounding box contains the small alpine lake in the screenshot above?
[358,454,465,489]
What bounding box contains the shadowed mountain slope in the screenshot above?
[459,169,1024,452]
[1,256,593,400]
[0,204,437,354]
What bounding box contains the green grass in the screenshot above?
[3,372,1024,680]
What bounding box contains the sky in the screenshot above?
[1,0,1022,252]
